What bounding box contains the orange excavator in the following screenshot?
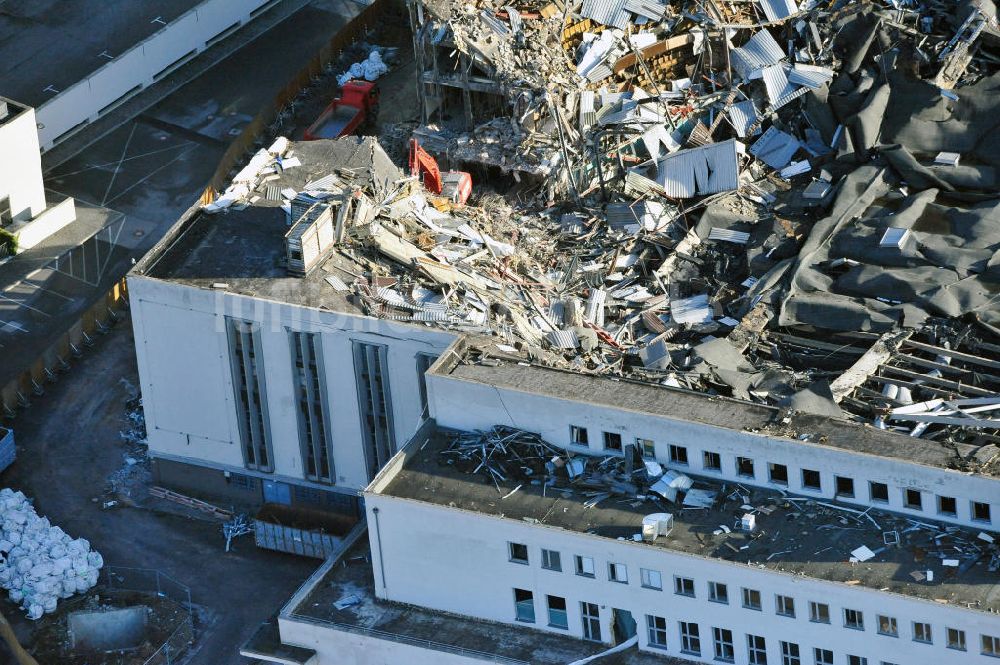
[408,139,472,207]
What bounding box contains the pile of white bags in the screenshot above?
[337,50,389,86]
[0,489,103,619]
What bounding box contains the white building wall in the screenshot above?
[34,0,275,150]
[426,370,1000,531]
[0,105,46,223]
[365,493,1000,665]
[129,275,456,492]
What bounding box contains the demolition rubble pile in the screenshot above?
[0,489,103,619]
[438,427,1000,602]
[204,0,1000,473]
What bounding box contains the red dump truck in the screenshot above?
[303,80,380,140]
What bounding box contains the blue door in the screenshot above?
[263,480,291,505]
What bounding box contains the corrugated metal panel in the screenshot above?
[303,174,337,191]
[656,139,740,198]
[670,294,713,324]
[579,90,596,130]
[761,64,809,109]
[750,126,801,169]
[586,63,614,82]
[728,100,759,138]
[708,228,751,244]
[788,64,834,88]
[584,289,607,326]
[625,169,665,196]
[730,30,784,79]
[581,0,629,29]
[548,329,580,349]
[324,274,350,291]
[758,0,797,22]
[625,0,666,19]
[479,9,510,35]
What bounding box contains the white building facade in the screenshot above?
[251,346,1000,665]
[0,98,76,254]
[128,273,456,507]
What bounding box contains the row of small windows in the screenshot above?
[567,426,993,523]
[511,591,997,665]
[508,542,999,655]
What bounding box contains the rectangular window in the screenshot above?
[847,657,867,665]
[781,641,801,665]
[508,542,528,565]
[570,425,588,446]
[775,595,795,618]
[904,488,922,510]
[869,481,889,502]
[581,602,601,641]
[352,341,395,481]
[947,628,966,651]
[541,549,561,571]
[814,648,833,665]
[983,634,1000,656]
[669,444,688,464]
[973,501,992,523]
[844,608,864,631]
[709,581,728,603]
[877,615,897,636]
[835,476,855,498]
[742,587,761,610]
[547,595,568,629]
[575,555,595,578]
[736,456,755,478]
[703,451,722,471]
[674,576,695,597]
[647,615,668,648]
[680,622,701,655]
[802,469,821,491]
[290,331,333,483]
[937,495,957,517]
[608,562,628,584]
[747,634,767,665]
[415,353,438,421]
[809,602,829,623]
[603,431,622,451]
[912,622,932,644]
[228,319,274,472]
[637,437,655,458]
[769,463,788,485]
[714,627,735,662]
[513,588,534,622]
[640,567,662,590]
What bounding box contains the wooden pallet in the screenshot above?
[149,486,233,520]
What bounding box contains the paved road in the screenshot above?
[0,318,318,664]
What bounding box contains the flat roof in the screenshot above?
[0,0,204,108]
[443,358,981,474]
[139,138,403,314]
[377,426,1000,612]
[288,538,690,665]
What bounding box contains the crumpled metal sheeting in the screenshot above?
[656,140,741,198]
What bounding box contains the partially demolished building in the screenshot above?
[130,0,1000,662]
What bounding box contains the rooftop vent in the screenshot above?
[641,513,674,541]
[285,194,352,276]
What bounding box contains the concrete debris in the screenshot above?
[199,0,1000,475]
